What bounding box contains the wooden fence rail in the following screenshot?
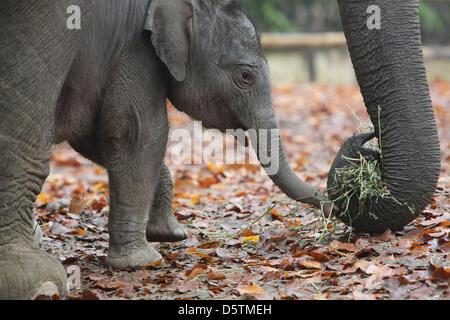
[259,33,450,82]
[260,32,450,60]
[260,32,347,50]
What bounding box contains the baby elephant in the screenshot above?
[0,0,329,299]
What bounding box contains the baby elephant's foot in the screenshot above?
[146,209,188,242]
[105,242,162,269]
[0,243,68,299]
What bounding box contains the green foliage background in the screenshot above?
[241,0,449,45]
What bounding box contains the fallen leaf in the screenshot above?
[352,290,376,300]
[329,240,356,252]
[187,266,206,280]
[216,247,248,260]
[299,260,323,269]
[377,229,395,241]
[69,195,84,215]
[239,229,256,237]
[82,289,102,300]
[190,193,201,206]
[236,285,264,296]
[187,248,211,260]
[50,222,70,235]
[177,279,200,293]
[68,229,86,235]
[92,182,108,193]
[308,248,330,261]
[95,281,124,291]
[199,176,219,189]
[36,193,54,204]
[142,259,163,269]
[206,270,226,281]
[243,236,260,244]
[269,209,283,221]
[430,264,450,280]
[226,205,242,213]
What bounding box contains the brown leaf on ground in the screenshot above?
[329,240,356,252]
[236,285,264,296]
[82,289,103,300]
[177,279,200,293]
[299,260,323,270]
[206,270,227,281]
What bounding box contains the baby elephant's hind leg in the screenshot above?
[146,163,187,242]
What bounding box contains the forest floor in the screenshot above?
[37,80,449,300]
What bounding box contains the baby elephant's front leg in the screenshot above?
[146,163,187,242]
[105,157,163,269]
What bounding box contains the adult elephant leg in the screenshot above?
[327,0,441,233]
[0,0,95,299]
[146,163,187,242]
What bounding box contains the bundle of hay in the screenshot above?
[327,108,414,228]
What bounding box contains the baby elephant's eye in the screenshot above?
[241,71,252,82]
[233,67,254,90]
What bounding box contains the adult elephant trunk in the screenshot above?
[327,0,441,233]
[248,107,332,212]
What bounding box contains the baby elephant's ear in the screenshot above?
[144,0,192,82]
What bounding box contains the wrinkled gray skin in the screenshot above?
[327,0,441,233]
[0,0,331,299]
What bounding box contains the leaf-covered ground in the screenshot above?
[36,80,449,300]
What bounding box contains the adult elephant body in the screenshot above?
[0,0,96,300]
[327,0,441,233]
[0,0,329,299]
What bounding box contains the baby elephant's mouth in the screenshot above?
[202,113,250,135]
